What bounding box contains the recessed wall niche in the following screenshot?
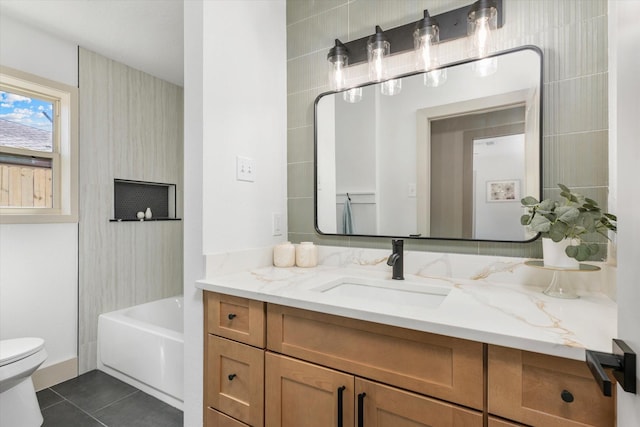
[111,179,179,221]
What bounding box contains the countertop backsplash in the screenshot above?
[204,244,615,299]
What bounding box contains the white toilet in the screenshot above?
[0,338,48,427]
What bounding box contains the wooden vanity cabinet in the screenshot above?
[355,377,482,426]
[266,303,484,410]
[487,417,526,427]
[203,291,615,427]
[265,353,482,427]
[265,353,354,427]
[205,292,265,347]
[205,292,266,427]
[207,408,253,427]
[488,345,615,427]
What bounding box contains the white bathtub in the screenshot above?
[97,296,183,410]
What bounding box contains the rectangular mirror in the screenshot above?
[315,46,542,242]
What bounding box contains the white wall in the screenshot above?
[183,1,287,426]
[0,16,78,369]
[0,14,78,88]
[201,1,287,254]
[0,224,77,367]
[610,0,640,423]
[183,0,205,425]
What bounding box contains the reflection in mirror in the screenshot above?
[315,47,541,242]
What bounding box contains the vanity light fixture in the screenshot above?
[367,26,390,82]
[325,0,502,89]
[413,10,440,72]
[327,39,349,91]
[343,87,363,103]
[414,9,447,87]
[381,78,402,96]
[467,0,498,59]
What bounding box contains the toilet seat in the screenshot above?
[0,338,45,367]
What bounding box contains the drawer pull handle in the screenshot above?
[357,392,366,427]
[561,390,574,403]
[227,313,237,320]
[337,386,346,427]
[228,374,237,381]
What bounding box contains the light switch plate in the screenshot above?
[236,156,255,182]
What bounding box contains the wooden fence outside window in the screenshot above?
[0,164,53,208]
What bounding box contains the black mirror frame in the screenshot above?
[313,45,543,243]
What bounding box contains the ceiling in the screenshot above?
[0,0,184,86]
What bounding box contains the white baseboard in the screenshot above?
[32,357,77,391]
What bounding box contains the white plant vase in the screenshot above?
[542,238,580,269]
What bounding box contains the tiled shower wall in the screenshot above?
[78,49,184,373]
[286,0,608,258]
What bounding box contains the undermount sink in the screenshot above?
[311,276,450,310]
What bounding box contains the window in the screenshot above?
[0,66,78,223]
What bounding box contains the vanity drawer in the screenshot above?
[205,291,265,347]
[206,407,250,427]
[206,335,264,426]
[488,417,526,427]
[266,304,483,409]
[488,345,615,427]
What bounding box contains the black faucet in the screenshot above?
[387,239,404,280]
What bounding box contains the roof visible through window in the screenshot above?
[0,90,53,152]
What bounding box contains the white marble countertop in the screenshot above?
[196,260,617,361]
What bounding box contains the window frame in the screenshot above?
[0,65,78,223]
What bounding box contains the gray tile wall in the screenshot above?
[286,0,609,258]
[78,49,184,373]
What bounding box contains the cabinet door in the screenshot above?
[488,345,614,427]
[206,336,264,426]
[205,292,265,347]
[265,352,354,427]
[355,378,482,427]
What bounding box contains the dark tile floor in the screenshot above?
[37,370,183,427]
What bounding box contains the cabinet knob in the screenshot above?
[561,389,574,403]
[227,313,237,320]
[228,374,237,381]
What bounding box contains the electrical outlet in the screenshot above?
[236,156,255,182]
[272,212,283,236]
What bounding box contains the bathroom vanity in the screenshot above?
[198,250,617,427]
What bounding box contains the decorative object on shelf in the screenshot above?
[295,242,318,268]
[144,207,152,219]
[521,184,617,266]
[525,260,600,299]
[325,0,503,91]
[136,211,145,221]
[273,242,295,268]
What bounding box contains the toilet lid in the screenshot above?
[0,337,45,367]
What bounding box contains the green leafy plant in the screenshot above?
[521,184,617,261]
